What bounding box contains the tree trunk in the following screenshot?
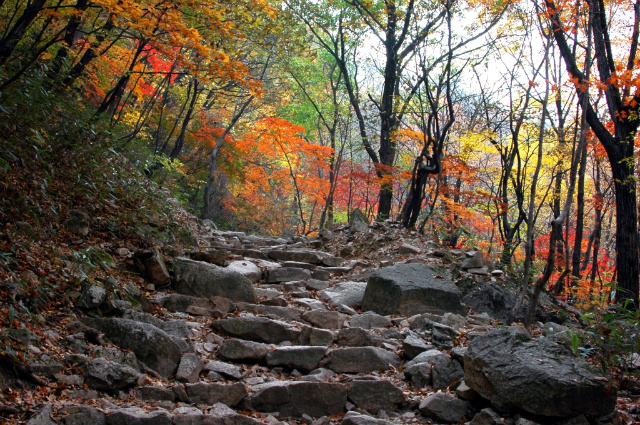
[0,0,48,65]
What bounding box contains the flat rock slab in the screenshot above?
[185,382,246,407]
[225,260,261,282]
[82,357,140,391]
[249,381,347,418]
[267,267,312,283]
[84,318,182,378]
[361,264,465,316]
[106,407,172,425]
[173,257,256,302]
[157,293,217,313]
[212,315,301,344]
[348,380,404,413]
[236,302,304,321]
[322,347,400,373]
[217,338,270,362]
[57,406,106,425]
[302,310,348,329]
[320,281,367,308]
[464,328,617,418]
[419,392,469,424]
[350,311,392,329]
[267,249,341,266]
[341,412,394,425]
[265,346,327,371]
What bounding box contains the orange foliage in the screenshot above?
[224,118,333,235]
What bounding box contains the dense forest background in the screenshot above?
[1,0,639,308]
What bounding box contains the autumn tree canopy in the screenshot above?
[1,0,639,303]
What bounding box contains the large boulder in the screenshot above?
[464,328,617,418]
[84,318,182,378]
[361,264,465,316]
[249,381,347,418]
[172,257,255,302]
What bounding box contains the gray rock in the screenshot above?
[464,328,617,418]
[302,310,348,329]
[410,317,459,349]
[306,279,331,291]
[120,310,193,353]
[226,260,261,282]
[431,355,464,389]
[59,405,106,425]
[78,284,107,309]
[362,264,465,316]
[267,267,312,283]
[402,332,433,359]
[172,406,204,425]
[323,347,400,373]
[337,328,374,347]
[469,408,504,425]
[455,380,480,401]
[173,257,255,302]
[349,209,369,232]
[320,282,367,308]
[462,281,520,321]
[204,360,243,380]
[212,315,300,344]
[134,247,171,286]
[461,251,492,270]
[403,349,463,388]
[106,407,172,425]
[266,346,327,371]
[250,381,347,418]
[403,362,433,388]
[176,353,204,383]
[217,338,270,362]
[27,405,56,425]
[236,303,304,321]
[268,249,323,264]
[348,380,403,413]
[206,402,263,424]
[298,326,335,347]
[440,312,468,330]
[83,357,140,391]
[341,412,394,425]
[418,392,469,423]
[405,348,446,368]
[185,382,246,407]
[83,318,182,378]
[398,243,421,254]
[192,249,228,266]
[349,311,392,329]
[157,294,220,314]
[136,385,176,401]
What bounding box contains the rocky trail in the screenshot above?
[2,216,633,425]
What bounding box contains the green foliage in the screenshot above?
[570,299,640,374]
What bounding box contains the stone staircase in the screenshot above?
[24,224,618,425]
